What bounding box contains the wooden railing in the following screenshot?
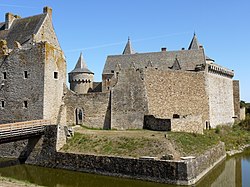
[0,120,51,142]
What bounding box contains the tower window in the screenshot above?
[24,71,28,79]
[1,101,5,108]
[54,72,58,79]
[3,72,7,79]
[173,114,180,119]
[23,101,28,108]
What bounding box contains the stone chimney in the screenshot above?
[5,13,15,30]
[43,6,52,19]
[161,47,167,52]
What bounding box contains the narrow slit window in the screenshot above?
[24,71,28,79]
[23,101,28,108]
[173,114,180,119]
[3,72,7,79]
[54,72,58,79]
[1,101,5,108]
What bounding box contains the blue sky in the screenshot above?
[0,0,249,101]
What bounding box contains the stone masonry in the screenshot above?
[0,7,242,134]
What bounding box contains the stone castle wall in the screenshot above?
[111,69,148,129]
[233,80,240,120]
[0,43,45,124]
[64,90,111,129]
[43,42,66,124]
[172,115,203,134]
[206,72,234,128]
[144,68,209,129]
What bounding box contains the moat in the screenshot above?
[0,149,249,187]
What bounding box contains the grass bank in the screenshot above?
[62,118,250,159]
[0,176,42,187]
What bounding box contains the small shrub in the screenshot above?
[215,126,221,134]
[238,115,250,131]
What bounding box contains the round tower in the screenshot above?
[68,52,94,94]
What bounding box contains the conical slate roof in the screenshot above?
[122,37,135,55]
[188,33,201,50]
[69,52,94,74]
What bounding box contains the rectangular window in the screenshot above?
[54,72,58,79]
[1,101,5,108]
[23,101,28,108]
[24,71,28,79]
[3,72,7,79]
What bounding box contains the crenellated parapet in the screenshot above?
[207,64,234,78]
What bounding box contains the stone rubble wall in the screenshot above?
[111,69,148,129]
[172,115,203,134]
[143,115,171,131]
[0,44,45,124]
[63,90,111,129]
[144,69,209,129]
[186,142,226,184]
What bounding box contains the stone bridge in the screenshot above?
[0,120,51,144]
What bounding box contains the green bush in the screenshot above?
[239,114,250,131]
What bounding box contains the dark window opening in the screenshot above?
[111,70,114,73]
[3,72,7,79]
[75,108,84,125]
[79,110,83,121]
[1,101,5,108]
[173,114,180,119]
[107,78,110,82]
[107,86,110,90]
[24,71,28,79]
[205,121,211,129]
[54,72,58,79]
[23,101,28,108]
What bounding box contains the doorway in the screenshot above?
[75,108,84,125]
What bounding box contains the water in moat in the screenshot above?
[0,149,249,187]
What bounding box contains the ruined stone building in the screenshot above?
[0,7,241,134]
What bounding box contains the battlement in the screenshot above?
[207,64,234,78]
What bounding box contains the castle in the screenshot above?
[0,7,241,134]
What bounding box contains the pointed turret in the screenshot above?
[122,37,135,55]
[70,52,93,74]
[68,52,94,94]
[188,33,202,50]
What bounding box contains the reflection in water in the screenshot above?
[0,150,249,187]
